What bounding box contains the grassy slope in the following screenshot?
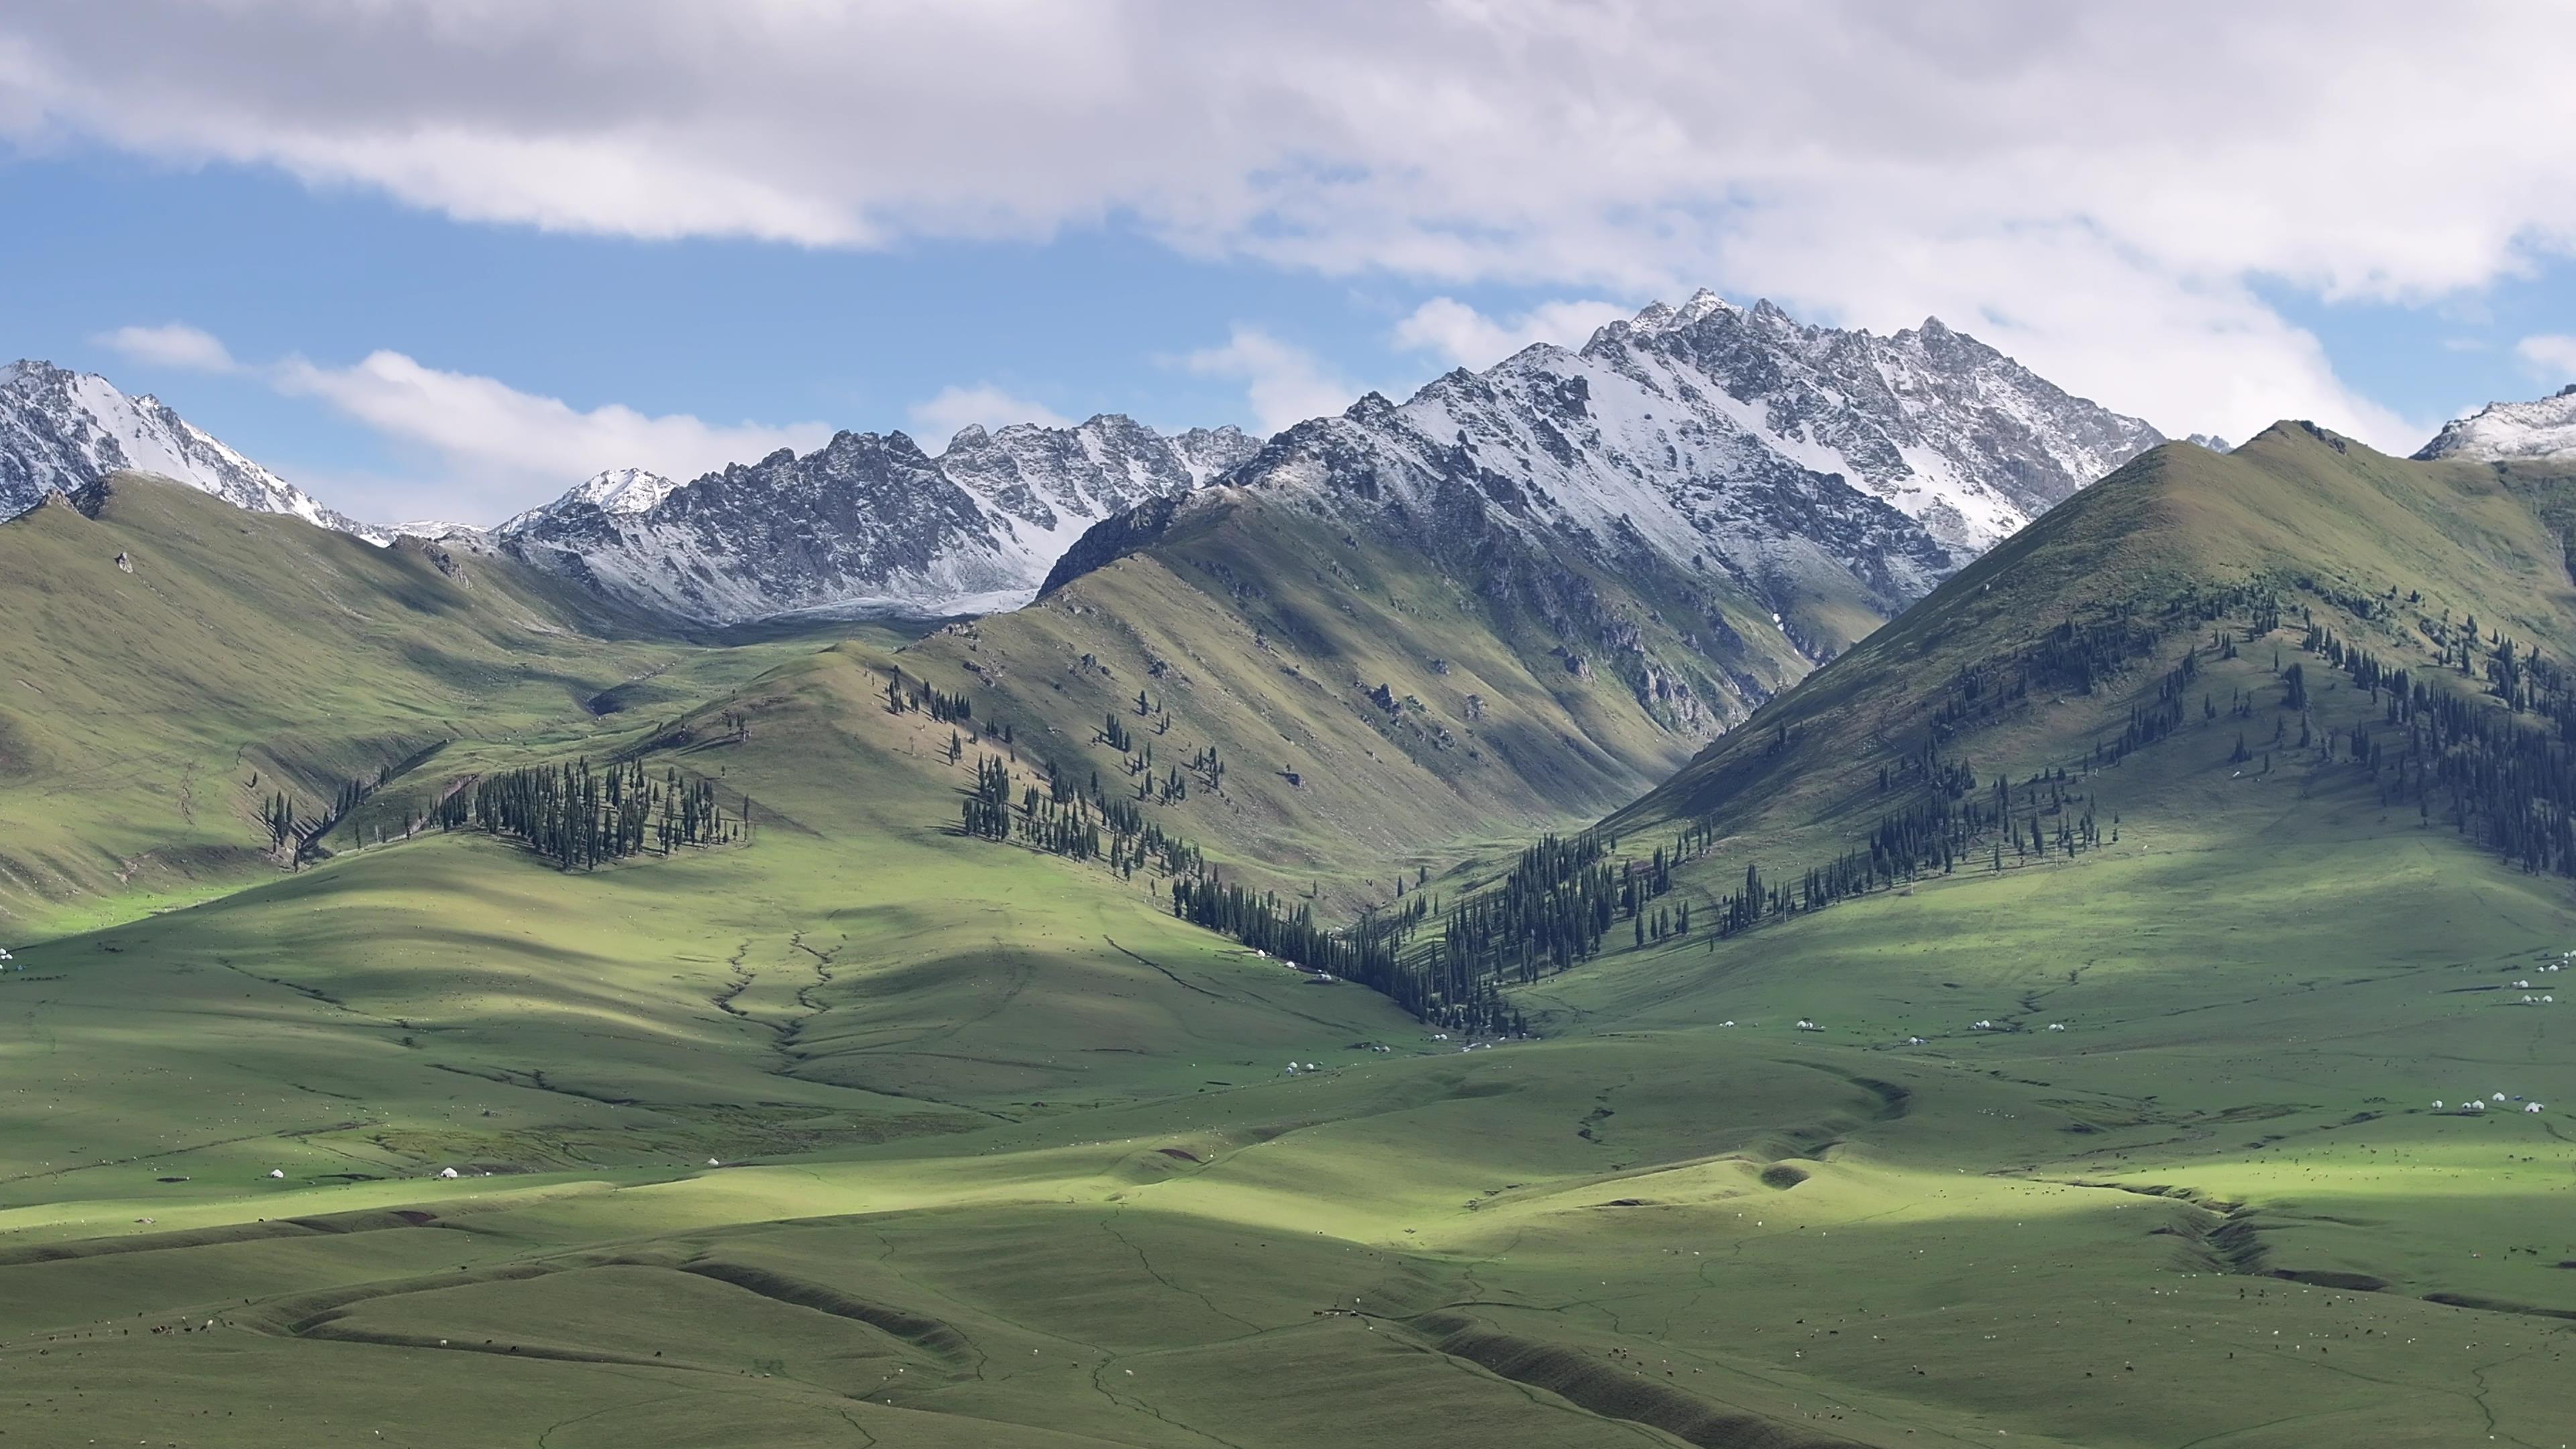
[0,474,890,930]
[7,438,2576,1446]
[890,486,1831,906]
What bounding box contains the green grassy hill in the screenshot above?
[1611,422,2576,853]
[0,473,879,930]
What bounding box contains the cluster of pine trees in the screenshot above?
[261,790,299,852]
[961,752,1201,878]
[885,669,1010,741]
[2316,644,2576,878]
[1165,876,1509,1029]
[1690,761,2099,938]
[433,758,742,869]
[258,749,424,863]
[2294,605,2576,880]
[1434,832,1621,991]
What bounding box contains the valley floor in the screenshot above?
[5,805,2573,1448]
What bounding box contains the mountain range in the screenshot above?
[3,293,2169,628]
[486,414,1258,621]
[477,291,2169,625]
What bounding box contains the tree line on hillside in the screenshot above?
[927,666,1532,1032]
[1477,596,2253,963]
[2304,614,2576,879]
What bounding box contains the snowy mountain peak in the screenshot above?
[565,466,683,515]
[0,358,378,539]
[2415,384,2576,463]
[1619,289,1739,342]
[1674,287,1735,327]
[1556,294,2163,551]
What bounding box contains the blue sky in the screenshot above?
[0,150,1638,521]
[5,3,2574,523]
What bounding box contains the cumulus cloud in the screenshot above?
[95,322,237,372]
[2516,334,2576,381]
[96,324,834,521]
[14,3,2576,446]
[269,349,831,511]
[1391,297,1631,370]
[909,384,1071,443]
[1182,327,1358,435]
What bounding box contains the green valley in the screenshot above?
[7,426,2576,1449]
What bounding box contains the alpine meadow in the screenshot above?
[7,9,2576,1447]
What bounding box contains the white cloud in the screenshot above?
[268,348,830,514]
[2516,334,2576,380]
[1182,327,1358,435]
[83,323,834,521]
[15,4,2576,445]
[908,384,1070,443]
[95,322,237,373]
[1391,297,1630,370]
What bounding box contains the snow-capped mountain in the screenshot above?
[2414,384,2576,463]
[495,415,1258,622]
[1026,295,2163,745]
[1599,292,2159,552]
[557,466,685,516]
[0,359,375,537]
[1054,293,2159,618]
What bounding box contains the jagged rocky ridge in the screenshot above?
[2416,384,2576,463]
[490,416,1258,622]
[1051,292,2161,625]
[0,360,372,537]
